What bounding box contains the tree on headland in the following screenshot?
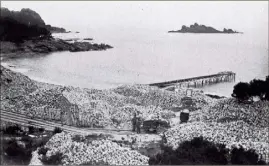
[249,79,267,100]
[1,7,46,27]
[232,76,269,101]
[265,76,269,100]
[232,82,250,101]
[0,17,51,43]
[0,7,68,43]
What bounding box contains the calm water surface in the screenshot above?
[3,28,268,97]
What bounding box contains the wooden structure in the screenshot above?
[149,71,236,88]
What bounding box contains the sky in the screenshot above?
[2,1,268,34]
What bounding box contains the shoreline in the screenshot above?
[0,51,52,62]
[1,61,67,88]
[1,60,229,99]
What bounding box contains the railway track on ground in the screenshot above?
[1,110,133,135]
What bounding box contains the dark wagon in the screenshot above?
[142,119,171,134]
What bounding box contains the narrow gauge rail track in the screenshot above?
[1,110,133,135]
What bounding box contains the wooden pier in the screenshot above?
[149,71,236,88]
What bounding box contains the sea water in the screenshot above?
[3,28,268,97]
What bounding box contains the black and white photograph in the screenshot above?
[0,1,268,165]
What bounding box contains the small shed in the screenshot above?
[180,109,190,123]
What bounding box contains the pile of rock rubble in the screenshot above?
[40,132,149,165]
[164,121,269,162]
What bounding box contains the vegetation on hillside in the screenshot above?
[1,7,67,33]
[1,7,46,27]
[40,151,64,165]
[0,125,59,165]
[0,17,51,43]
[0,7,69,43]
[232,76,269,101]
[53,127,63,134]
[149,136,267,165]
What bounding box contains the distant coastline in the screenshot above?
[168,23,242,34]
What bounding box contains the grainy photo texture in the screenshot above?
[0,1,268,165]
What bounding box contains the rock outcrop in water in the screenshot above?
[0,38,113,59]
[45,24,70,33]
[168,23,241,34]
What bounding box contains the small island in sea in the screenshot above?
[168,23,242,34]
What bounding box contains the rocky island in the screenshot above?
[168,23,241,34]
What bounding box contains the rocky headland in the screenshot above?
[0,7,113,59]
[0,38,113,60]
[169,23,242,34]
